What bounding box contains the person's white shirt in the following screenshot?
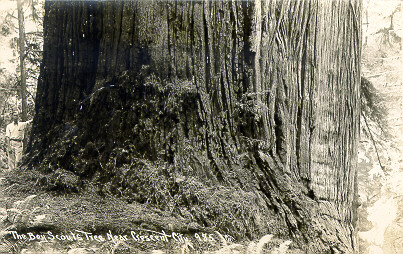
[5,120,32,141]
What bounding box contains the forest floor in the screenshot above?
[0,166,218,253]
[0,166,298,254]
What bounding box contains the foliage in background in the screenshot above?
[0,0,43,127]
[361,76,388,139]
[0,0,43,170]
[358,1,403,253]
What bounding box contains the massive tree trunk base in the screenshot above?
[27,0,361,253]
[28,71,355,253]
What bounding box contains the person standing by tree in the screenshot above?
[5,113,31,170]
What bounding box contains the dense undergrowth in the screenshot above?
[0,167,301,253]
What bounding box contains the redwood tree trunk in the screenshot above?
[29,0,361,252]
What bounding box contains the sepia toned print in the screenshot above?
[0,0,401,253]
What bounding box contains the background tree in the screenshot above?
[0,0,43,122]
[28,0,362,253]
[17,0,27,122]
[0,0,44,167]
[357,1,403,253]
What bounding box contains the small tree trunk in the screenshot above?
[17,0,27,122]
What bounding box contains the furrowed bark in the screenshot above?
[28,1,361,252]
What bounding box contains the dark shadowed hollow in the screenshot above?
[25,0,361,253]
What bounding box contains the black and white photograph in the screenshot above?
[0,0,401,253]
